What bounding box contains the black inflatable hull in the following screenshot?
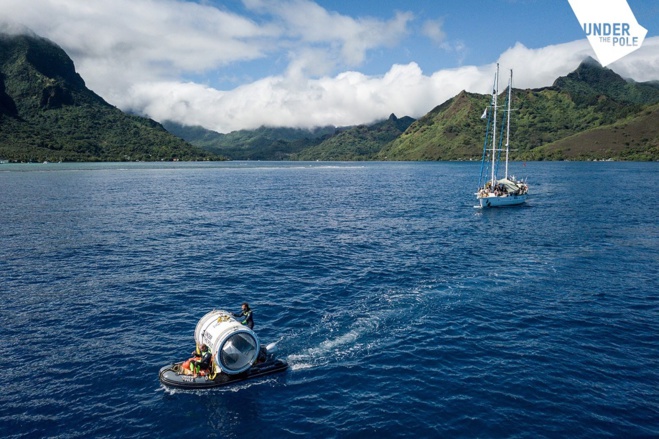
[159,359,288,389]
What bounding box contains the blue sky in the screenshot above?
[195,0,592,88]
[1,0,657,132]
[193,0,657,88]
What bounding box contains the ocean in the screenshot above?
[1,161,657,438]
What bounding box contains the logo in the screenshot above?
[568,0,647,66]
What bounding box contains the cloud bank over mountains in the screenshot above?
[1,0,658,133]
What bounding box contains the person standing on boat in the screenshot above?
[233,302,254,329]
[190,344,212,377]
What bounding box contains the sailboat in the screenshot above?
[476,64,528,208]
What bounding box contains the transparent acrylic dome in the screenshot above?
[219,332,258,373]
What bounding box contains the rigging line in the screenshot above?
[478,72,497,189]
[494,87,509,181]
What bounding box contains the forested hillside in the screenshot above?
[0,32,217,162]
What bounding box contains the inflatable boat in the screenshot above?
[159,310,288,389]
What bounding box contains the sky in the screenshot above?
[1,0,658,133]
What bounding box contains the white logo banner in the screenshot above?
[568,0,647,66]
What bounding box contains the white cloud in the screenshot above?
[1,0,276,102]
[606,37,659,82]
[0,0,414,113]
[124,63,437,133]
[244,0,413,73]
[125,38,659,133]
[1,1,658,134]
[496,40,594,90]
[245,0,411,46]
[422,19,446,46]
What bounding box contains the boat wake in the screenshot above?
[287,324,370,370]
[285,284,441,371]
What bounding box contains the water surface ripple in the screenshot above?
[1,161,657,438]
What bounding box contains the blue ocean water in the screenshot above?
[1,161,658,438]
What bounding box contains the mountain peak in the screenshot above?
[0,20,38,38]
[16,32,87,90]
[0,30,215,162]
[560,56,626,88]
[579,56,602,68]
[549,56,632,103]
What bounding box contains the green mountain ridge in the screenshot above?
[172,58,659,161]
[378,91,484,160]
[527,102,659,161]
[293,114,415,161]
[1,29,658,162]
[553,56,659,106]
[162,121,336,160]
[166,116,416,161]
[379,59,659,161]
[0,32,217,162]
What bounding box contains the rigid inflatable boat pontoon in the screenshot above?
[159,310,288,389]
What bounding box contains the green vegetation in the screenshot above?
[378,92,486,160]
[173,58,659,162]
[0,32,219,162]
[293,114,415,161]
[522,102,659,161]
[2,30,657,162]
[162,122,336,160]
[379,59,659,161]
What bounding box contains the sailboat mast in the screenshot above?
[505,69,512,179]
[490,63,498,186]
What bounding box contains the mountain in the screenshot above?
[525,102,659,161]
[378,91,486,160]
[553,56,659,106]
[166,114,416,161]
[171,58,659,162]
[166,116,417,161]
[162,121,335,160]
[293,114,415,161]
[4,28,655,162]
[379,59,659,161]
[0,32,217,162]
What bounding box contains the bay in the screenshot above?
[1,161,658,438]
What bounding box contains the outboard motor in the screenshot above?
[194,310,260,375]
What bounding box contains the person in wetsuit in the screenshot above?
[233,302,254,329]
[190,344,212,376]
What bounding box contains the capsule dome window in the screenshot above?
[220,332,258,372]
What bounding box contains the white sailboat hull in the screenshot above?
[477,192,527,208]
